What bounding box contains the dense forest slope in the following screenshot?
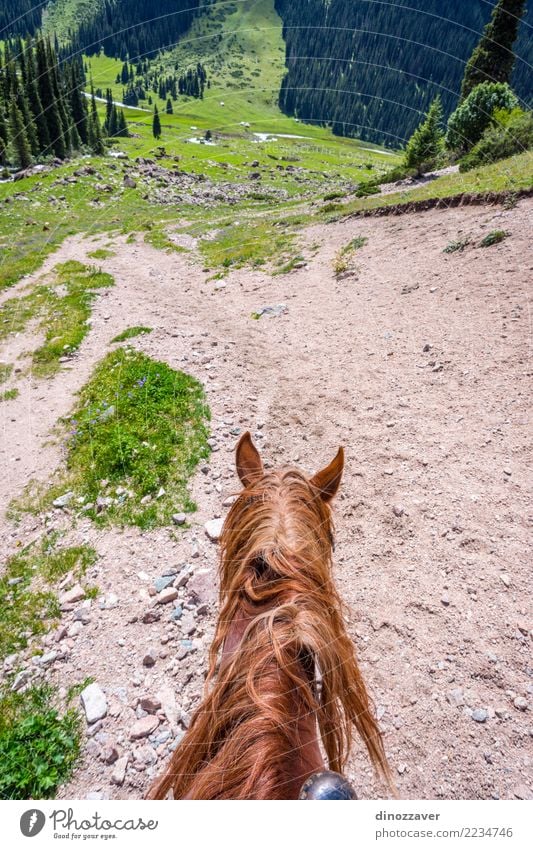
[0,1,43,37]
[275,0,533,146]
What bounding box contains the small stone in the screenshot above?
[60,584,86,605]
[111,755,129,785]
[142,609,161,624]
[181,614,196,637]
[170,605,183,621]
[80,683,108,724]
[102,746,119,765]
[11,670,31,691]
[140,695,162,714]
[129,715,160,740]
[499,573,510,587]
[157,587,179,605]
[471,708,488,723]
[172,513,187,525]
[397,763,407,775]
[123,175,137,188]
[446,688,465,707]
[142,649,158,667]
[154,575,175,593]
[513,696,528,711]
[205,518,224,541]
[53,491,74,508]
[392,505,404,518]
[441,594,450,606]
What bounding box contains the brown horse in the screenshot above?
[148,432,392,799]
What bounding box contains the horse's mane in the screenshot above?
[148,468,392,799]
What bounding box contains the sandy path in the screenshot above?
[0,198,531,800]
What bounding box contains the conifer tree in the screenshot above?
[403,96,445,175]
[35,37,66,158]
[9,99,33,169]
[88,88,105,155]
[166,98,173,114]
[461,0,526,101]
[152,105,162,139]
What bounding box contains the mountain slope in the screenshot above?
[275,0,533,146]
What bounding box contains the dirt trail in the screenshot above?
[1,198,531,800]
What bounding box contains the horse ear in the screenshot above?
[310,447,344,502]
[236,431,263,488]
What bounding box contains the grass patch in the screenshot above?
[0,363,13,384]
[0,262,114,378]
[272,255,306,275]
[0,539,97,658]
[111,326,153,343]
[342,236,368,253]
[200,218,298,273]
[333,235,368,277]
[144,227,188,254]
[480,229,510,247]
[332,151,533,218]
[37,347,210,529]
[87,248,115,260]
[0,684,81,799]
[1,388,18,402]
[444,238,471,254]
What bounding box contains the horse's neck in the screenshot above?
[221,604,325,797]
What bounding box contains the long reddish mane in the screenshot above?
[148,443,392,799]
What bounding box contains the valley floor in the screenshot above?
[1,197,532,800]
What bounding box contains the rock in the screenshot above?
[392,505,405,517]
[187,569,216,605]
[142,649,158,667]
[60,584,86,606]
[180,613,196,637]
[52,491,74,508]
[170,606,183,621]
[157,587,179,605]
[129,715,160,740]
[102,746,119,765]
[499,573,510,588]
[397,764,407,775]
[251,304,287,320]
[86,792,108,800]
[157,684,178,731]
[134,744,157,767]
[140,695,162,714]
[40,651,58,665]
[471,708,488,723]
[175,567,192,589]
[142,609,162,624]
[154,575,176,593]
[123,175,137,188]
[11,669,31,691]
[441,594,450,606]
[80,683,108,724]
[446,688,465,708]
[172,513,187,525]
[205,518,224,541]
[111,755,129,786]
[513,696,528,711]
[100,592,119,610]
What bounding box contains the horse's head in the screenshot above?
[219,432,345,603]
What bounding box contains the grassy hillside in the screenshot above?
[82,0,396,191]
[43,0,107,42]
